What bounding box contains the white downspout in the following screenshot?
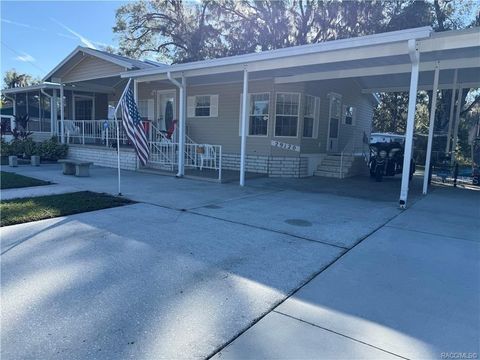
[40,88,54,136]
[399,39,420,209]
[240,67,249,186]
[423,61,440,195]
[167,72,186,177]
[60,85,65,144]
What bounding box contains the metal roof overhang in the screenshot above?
[122,27,479,93]
[1,78,119,95]
[1,82,63,95]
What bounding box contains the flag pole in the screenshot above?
[114,78,132,196]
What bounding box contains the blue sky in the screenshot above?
[1,0,129,83]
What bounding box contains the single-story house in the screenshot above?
[2,26,479,207]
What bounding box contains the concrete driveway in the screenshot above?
[2,165,477,359]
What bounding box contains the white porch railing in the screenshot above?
[58,120,129,146]
[147,139,222,181]
[56,119,222,181]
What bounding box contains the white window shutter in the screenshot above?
[210,95,219,117]
[313,97,320,138]
[148,99,154,120]
[187,96,196,117]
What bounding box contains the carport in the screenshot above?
[123,26,480,208]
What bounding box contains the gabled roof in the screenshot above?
[42,46,166,82]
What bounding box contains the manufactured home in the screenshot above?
[2,26,479,206]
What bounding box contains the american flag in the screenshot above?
[121,88,149,166]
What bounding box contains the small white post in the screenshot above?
[178,75,186,177]
[51,89,57,136]
[38,90,42,132]
[82,121,85,145]
[218,146,222,182]
[451,87,464,165]
[60,85,65,144]
[114,78,132,196]
[240,67,249,186]
[423,62,440,195]
[399,40,420,209]
[446,69,458,153]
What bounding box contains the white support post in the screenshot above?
[60,85,65,144]
[133,79,138,102]
[178,75,186,177]
[399,40,420,209]
[423,62,440,195]
[452,87,464,165]
[166,72,186,177]
[52,89,57,136]
[446,69,458,153]
[13,94,16,117]
[38,90,42,132]
[240,67,249,186]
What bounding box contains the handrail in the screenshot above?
[339,135,356,178]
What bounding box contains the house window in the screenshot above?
[343,105,356,125]
[275,92,300,137]
[195,95,211,117]
[303,95,319,138]
[187,95,219,118]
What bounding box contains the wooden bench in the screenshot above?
[58,159,93,177]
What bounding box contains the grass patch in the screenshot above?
[1,191,133,226]
[1,171,50,190]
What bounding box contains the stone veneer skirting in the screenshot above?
[67,145,138,171]
[222,153,309,178]
[67,146,309,177]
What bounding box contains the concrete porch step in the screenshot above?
[320,159,354,167]
[313,169,349,178]
[317,165,347,172]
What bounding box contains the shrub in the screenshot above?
[0,139,11,157]
[23,138,39,157]
[8,139,25,157]
[38,137,68,160]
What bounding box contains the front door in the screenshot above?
[156,91,176,132]
[327,94,341,152]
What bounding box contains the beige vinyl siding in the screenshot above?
[132,77,372,158]
[62,56,125,83]
[186,80,274,155]
[184,79,307,157]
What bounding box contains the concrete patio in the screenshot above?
[1,165,478,359]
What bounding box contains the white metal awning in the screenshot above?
[122,27,480,93]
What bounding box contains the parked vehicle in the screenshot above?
[369,141,415,182]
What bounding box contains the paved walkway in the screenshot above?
[1,164,478,359]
